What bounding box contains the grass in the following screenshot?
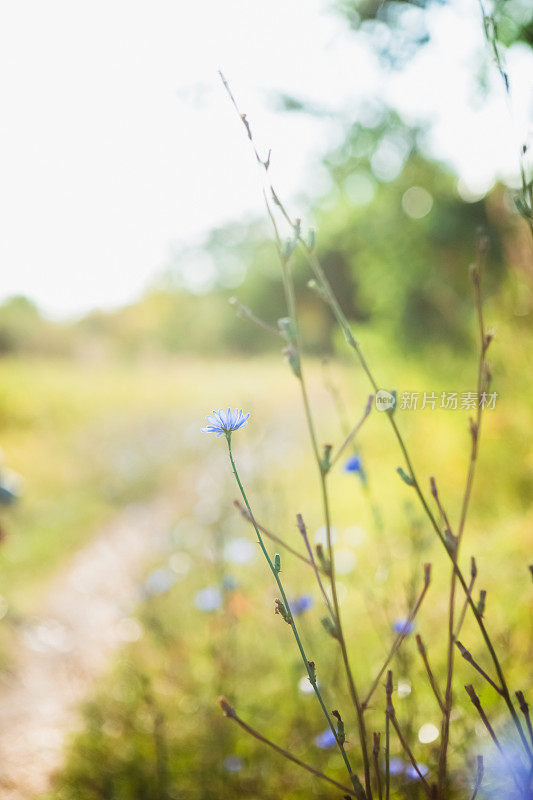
[26,289,533,799]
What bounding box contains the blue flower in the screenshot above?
[224,755,243,773]
[406,763,428,780]
[344,454,363,473]
[393,617,414,635]
[142,568,176,598]
[314,728,336,749]
[194,586,223,612]
[389,758,405,775]
[290,595,314,615]
[202,408,250,437]
[343,454,367,485]
[387,759,428,780]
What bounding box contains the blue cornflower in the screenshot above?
[393,617,414,635]
[314,728,336,749]
[387,759,428,780]
[343,453,367,485]
[290,595,314,615]
[389,758,405,776]
[344,454,363,473]
[202,408,250,437]
[406,763,429,780]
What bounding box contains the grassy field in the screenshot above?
[0,277,529,799]
[0,290,519,798]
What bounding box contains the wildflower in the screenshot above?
[393,617,414,635]
[290,595,314,615]
[224,755,243,773]
[389,758,405,775]
[387,759,428,780]
[142,568,176,598]
[344,454,363,473]
[202,408,250,437]
[314,728,336,749]
[194,586,222,612]
[406,763,429,780]
[343,454,367,485]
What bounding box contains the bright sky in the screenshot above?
[0,0,531,318]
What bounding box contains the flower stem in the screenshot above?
[224,434,365,799]
[279,253,373,800]
[218,696,360,797]
[298,237,530,762]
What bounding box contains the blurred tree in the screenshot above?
[0,296,70,356]
[334,0,532,66]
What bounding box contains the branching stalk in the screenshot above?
[218,697,359,797]
[386,670,431,796]
[296,513,335,618]
[233,500,320,571]
[362,563,431,710]
[415,635,445,713]
[465,684,524,794]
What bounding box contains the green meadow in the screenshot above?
[0,277,526,798]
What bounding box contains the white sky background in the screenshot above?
[0,0,531,318]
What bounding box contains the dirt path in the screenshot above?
[0,495,177,800]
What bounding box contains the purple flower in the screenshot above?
[393,617,414,635]
[406,763,429,780]
[202,408,250,437]
[387,759,428,780]
[389,758,405,775]
[290,595,314,615]
[344,454,363,473]
[314,728,336,749]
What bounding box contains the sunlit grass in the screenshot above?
[29,309,533,799]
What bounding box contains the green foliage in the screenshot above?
[334,0,533,65]
[0,296,70,357]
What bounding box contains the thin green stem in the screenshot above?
[233,500,320,572]
[219,697,360,797]
[330,395,373,470]
[321,472,373,800]
[296,513,335,619]
[438,248,488,795]
[362,565,431,710]
[279,253,373,800]
[298,240,531,762]
[225,434,365,799]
